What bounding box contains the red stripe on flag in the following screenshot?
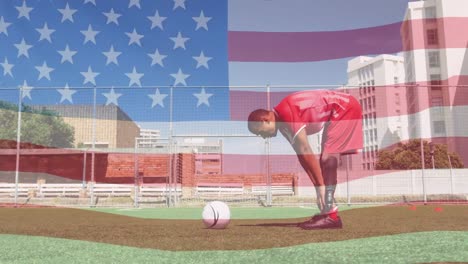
[229,75,468,121]
[229,18,468,62]
[1,136,467,185]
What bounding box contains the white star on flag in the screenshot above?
[170,32,189,50]
[148,88,168,108]
[16,1,33,20]
[58,45,77,64]
[57,84,77,103]
[84,0,96,6]
[170,68,190,86]
[193,51,212,69]
[129,0,141,9]
[102,87,122,106]
[36,23,55,43]
[35,61,54,81]
[126,28,144,46]
[148,49,167,67]
[103,8,121,25]
[193,88,213,107]
[173,0,186,10]
[148,10,167,30]
[1,58,14,77]
[19,80,33,100]
[14,38,33,58]
[80,66,100,85]
[192,11,212,31]
[125,67,144,87]
[81,25,100,45]
[58,3,77,23]
[0,16,12,36]
[103,45,121,65]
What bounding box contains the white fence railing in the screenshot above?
[1,169,466,207]
[303,169,468,203]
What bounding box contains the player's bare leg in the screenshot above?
[320,152,340,213]
[299,152,342,230]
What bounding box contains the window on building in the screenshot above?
[374,129,378,141]
[395,93,400,105]
[424,6,436,19]
[430,74,442,90]
[433,120,446,135]
[426,29,439,45]
[428,51,440,68]
[372,97,376,109]
[431,97,443,107]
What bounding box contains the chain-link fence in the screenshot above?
[1,85,467,207]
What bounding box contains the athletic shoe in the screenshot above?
[298,215,343,230]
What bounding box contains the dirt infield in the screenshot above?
[0,205,467,251]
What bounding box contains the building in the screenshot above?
[346,54,407,170]
[179,138,223,175]
[32,104,140,149]
[136,129,162,148]
[135,136,224,175]
[401,0,468,164]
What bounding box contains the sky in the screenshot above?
[0,0,414,154]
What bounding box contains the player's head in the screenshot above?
[247,109,278,138]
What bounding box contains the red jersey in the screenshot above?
[273,90,363,153]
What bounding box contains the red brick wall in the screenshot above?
[195,174,297,187]
[0,150,297,186]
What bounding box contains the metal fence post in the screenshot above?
[346,155,351,206]
[420,139,427,204]
[168,86,174,207]
[89,86,97,207]
[134,138,139,208]
[266,84,272,207]
[14,86,23,207]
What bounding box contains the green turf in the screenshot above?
[0,232,466,264]
[85,205,368,219]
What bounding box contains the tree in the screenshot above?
[375,139,464,170]
[0,100,75,148]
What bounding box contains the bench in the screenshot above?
[90,184,134,197]
[196,183,245,196]
[139,184,182,197]
[38,183,84,197]
[251,184,295,196]
[0,183,38,197]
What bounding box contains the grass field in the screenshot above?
[0,205,467,264]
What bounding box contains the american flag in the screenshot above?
[0,0,229,122]
[1,0,468,183]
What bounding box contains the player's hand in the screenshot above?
[315,186,326,211]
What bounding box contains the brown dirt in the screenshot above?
[0,205,467,251]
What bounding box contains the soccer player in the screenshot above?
[247,90,363,229]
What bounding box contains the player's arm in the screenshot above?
[292,129,326,210]
[291,129,324,187]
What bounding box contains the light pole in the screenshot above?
[429,142,435,169]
